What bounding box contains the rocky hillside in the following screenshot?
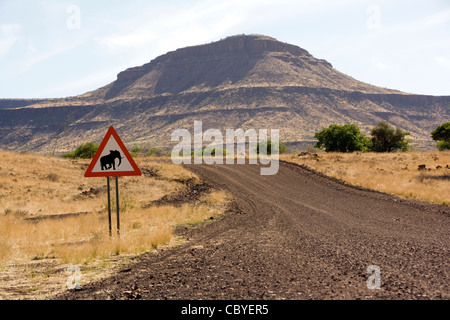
[0,34,448,153]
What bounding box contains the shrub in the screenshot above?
[370,121,410,152]
[130,145,143,157]
[256,140,288,155]
[436,140,450,150]
[62,142,99,159]
[431,122,450,150]
[314,124,371,152]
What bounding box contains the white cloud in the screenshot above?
[0,24,21,58]
[436,57,450,70]
[20,41,83,71]
[371,58,388,70]
[96,32,157,52]
[421,8,450,27]
[46,67,119,97]
[380,7,450,34]
[94,0,248,59]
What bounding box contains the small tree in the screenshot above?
[314,124,371,152]
[62,142,99,159]
[431,122,450,150]
[370,121,410,152]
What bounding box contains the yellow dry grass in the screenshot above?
[281,150,450,205]
[0,151,230,299]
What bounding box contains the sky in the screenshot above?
[0,0,449,98]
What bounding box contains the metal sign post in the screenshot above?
[115,176,120,237]
[107,176,112,237]
[105,176,121,238]
[84,126,142,237]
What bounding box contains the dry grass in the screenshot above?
[0,152,186,218]
[281,150,450,205]
[0,151,230,299]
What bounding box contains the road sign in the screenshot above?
[84,126,142,177]
[84,126,141,237]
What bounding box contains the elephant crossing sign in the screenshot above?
[84,126,142,177]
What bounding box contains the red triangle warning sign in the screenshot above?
[84,126,142,177]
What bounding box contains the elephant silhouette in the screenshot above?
[100,150,123,171]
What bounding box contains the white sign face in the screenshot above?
[91,135,134,173]
[85,126,141,178]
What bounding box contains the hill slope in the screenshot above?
[0,34,448,153]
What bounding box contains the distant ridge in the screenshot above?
[0,34,448,153]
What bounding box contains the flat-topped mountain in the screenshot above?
[0,34,448,153]
[83,34,396,100]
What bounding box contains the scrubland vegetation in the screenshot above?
[0,150,229,299]
[282,150,450,205]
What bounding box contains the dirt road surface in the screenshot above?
[60,161,449,300]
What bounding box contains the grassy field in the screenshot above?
[281,150,450,205]
[2,149,448,299]
[0,151,230,299]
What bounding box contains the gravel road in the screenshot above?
[60,161,450,300]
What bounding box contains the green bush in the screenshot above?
[314,124,371,152]
[62,142,99,159]
[130,145,143,157]
[256,140,288,155]
[436,140,450,150]
[431,122,450,150]
[370,121,410,152]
